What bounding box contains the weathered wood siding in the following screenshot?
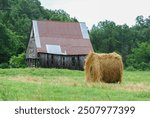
[26,37,37,59]
[27,53,86,70]
[26,58,39,67]
[26,36,39,67]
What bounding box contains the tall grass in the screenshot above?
[0,68,150,100]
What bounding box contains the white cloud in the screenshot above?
[39,0,150,29]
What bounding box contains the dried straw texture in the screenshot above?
[84,52,123,83]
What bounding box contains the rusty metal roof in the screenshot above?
[32,20,93,55]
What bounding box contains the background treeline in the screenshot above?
[90,17,150,70]
[0,0,150,70]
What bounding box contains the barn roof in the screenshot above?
[32,20,93,55]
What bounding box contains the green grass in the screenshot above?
[0,68,150,101]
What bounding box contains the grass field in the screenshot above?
[0,68,150,101]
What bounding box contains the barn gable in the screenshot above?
[26,28,37,59]
[26,20,93,69]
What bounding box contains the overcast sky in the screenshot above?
[39,0,150,29]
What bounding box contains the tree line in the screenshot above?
[90,16,150,70]
[0,0,150,70]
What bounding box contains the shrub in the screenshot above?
[9,53,27,68]
[125,66,136,71]
[0,63,9,68]
[126,43,150,70]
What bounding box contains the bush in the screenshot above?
[125,66,136,71]
[126,43,150,70]
[0,63,9,68]
[9,53,27,68]
[138,62,150,71]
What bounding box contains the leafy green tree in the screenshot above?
[0,0,10,10]
[48,10,78,22]
[127,43,150,70]
[0,23,21,63]
[90,21,134,64]
[90,16,150,67]
[90,21,117,52]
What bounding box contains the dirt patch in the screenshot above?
[118,84,150,92]
[6,76,81,87]
[84,82,150,92]
[8,76,43,84]
[4,76,150,92]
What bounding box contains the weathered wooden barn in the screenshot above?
[26,20,93,70]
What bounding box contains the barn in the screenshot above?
[26,20,93,70]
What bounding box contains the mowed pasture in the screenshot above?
[0,68,150,100]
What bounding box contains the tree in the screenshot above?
[90,20,117,52]
[90,16,150,67]
[90,21,133,64]
[126,43,150,70]
[0,0,10,10]
[0,23,21,63]
[48,10,78,22]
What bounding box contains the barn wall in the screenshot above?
[26,53,86,70]
[79,56,85,69]
[26,58,39,67]
[36,53,86,70]
[26,38,37,59]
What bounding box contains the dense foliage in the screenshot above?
[0,0,149,70]
[9,53,26,68]
[90,16,150,70]
[126,43,150,70]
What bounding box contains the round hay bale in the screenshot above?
[84,52,123,83]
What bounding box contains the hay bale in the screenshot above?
[84,52,123,83]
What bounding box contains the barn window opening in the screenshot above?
[62,57,65,66]
[77,56,80,67]
[72,57,75,66]
[51,55,54,64]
